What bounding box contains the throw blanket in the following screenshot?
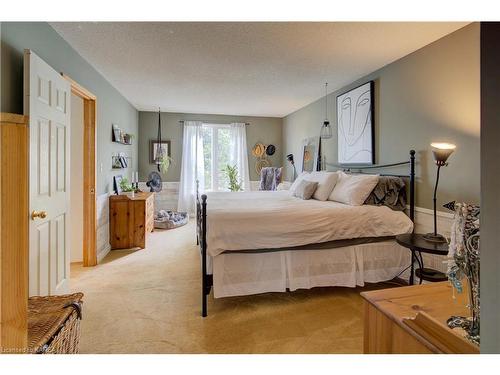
[259,167,282,191]
[364,176,406,211]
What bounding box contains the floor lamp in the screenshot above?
[423,142,456,243]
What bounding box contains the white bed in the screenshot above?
[204,190,413,298]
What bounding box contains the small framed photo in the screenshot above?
[113,175,123,195]
[112,124,121,143]
[150,140,171,163]
[301,136,320,172]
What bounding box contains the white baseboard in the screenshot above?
[410,206,454,238]
[96,192,111,263]
[97,243,111,264]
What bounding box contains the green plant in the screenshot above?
[158,155,173,174]
[222,164,242,192]
[119,177,134,192]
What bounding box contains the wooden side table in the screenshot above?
[396,233,449,285]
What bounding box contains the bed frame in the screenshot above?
[196,149,415,317]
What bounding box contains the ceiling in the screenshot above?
[51,22,468,117]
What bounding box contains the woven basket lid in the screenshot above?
[28,293,84,353]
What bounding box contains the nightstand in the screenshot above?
[396,233,449,285]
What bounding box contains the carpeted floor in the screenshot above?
[70,221,395,354]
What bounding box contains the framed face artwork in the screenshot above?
[337,81,375,165]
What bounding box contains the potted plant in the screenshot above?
[155,146,173,175]
[119,177,135,197]
[222,164,242,192]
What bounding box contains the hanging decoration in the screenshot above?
[320,82,333,139]
[155,108,163,172]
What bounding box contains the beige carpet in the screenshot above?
[70,221,395,354]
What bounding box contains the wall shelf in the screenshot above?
[112,139,132,146]
[112,123,133,145]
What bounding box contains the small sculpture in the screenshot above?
[446,201,480,345]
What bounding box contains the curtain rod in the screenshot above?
[178,120,250,126]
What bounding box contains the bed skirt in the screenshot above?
[211,240,409,298]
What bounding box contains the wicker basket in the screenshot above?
[28,293,84,354]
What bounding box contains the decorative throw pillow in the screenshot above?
[289,171,310,194]
[329,172,379,206]
[303,171,339,201]
[276,181,291,191]
[293,180,319,200]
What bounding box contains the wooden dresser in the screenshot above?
[109,192,154,250]
[361,282,479,354]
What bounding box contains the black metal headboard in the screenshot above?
[325,150,416,222]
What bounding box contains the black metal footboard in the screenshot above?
[196,184,212,317]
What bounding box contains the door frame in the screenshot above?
[62,74,97,267]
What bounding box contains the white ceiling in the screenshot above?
[51,22,468,117]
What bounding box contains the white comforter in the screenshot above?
[205,190,413,256]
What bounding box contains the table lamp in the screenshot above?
[423,142,456,243]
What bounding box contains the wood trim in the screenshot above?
[61,73,97,100]
[0,113,28,124]
[403,312,479,354]
[361,282,479,354]
[62,74,98,267]
[0,113,29,352]
[83,99,97,266]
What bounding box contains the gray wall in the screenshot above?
[1,22,139,195]
[138,111,282,182]
[480,22,500,354]
[283,23,480,210]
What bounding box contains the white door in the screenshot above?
[24,50,71,296]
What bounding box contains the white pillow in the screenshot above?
[289,172,310,194]
[303,171,339,201]
[292,180,318,200]
[329,172,379,206]
[276,181,291,191]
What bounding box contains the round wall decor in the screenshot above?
[255,159,271,174]
[252,143,265,158]
[265,144,276,156]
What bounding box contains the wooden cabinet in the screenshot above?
[109,192,154,250]
[361,282,479,354]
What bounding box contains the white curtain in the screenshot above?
[178,121,204,214]
[229,123,250,191]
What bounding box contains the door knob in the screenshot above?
[31,210,48,220]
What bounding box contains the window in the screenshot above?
[201,124,231,191]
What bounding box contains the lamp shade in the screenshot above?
[320,121,333,139]
[431,142,456,166]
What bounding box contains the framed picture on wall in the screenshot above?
[150,140,171,163]
[301,136,320,172]
[113,175,123,195]
[112,124,121,143]
[336,81,375,165]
